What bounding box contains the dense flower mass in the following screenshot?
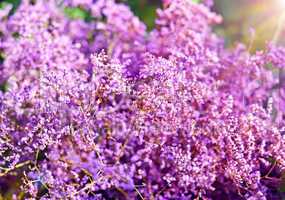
[0,0,284,199]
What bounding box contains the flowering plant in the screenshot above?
[0,0,284,199]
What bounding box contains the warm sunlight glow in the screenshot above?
[278,0,285,9]
[273,0,285,44]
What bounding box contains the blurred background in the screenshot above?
[1,0,285,51]
[214,0,285,51]
[122,0,285,51]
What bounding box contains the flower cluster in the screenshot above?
[0,0,284,199]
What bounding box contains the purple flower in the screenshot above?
[0,0,284,199]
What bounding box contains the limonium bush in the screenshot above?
[0,0,284,199]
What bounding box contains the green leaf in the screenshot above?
[64,7,92,21]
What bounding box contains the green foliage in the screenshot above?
[64,7,92,22]
[124,0,159,31]
[0,2,10,9]
[0,0,21,15]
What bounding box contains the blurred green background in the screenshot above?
[1,0,285,51]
